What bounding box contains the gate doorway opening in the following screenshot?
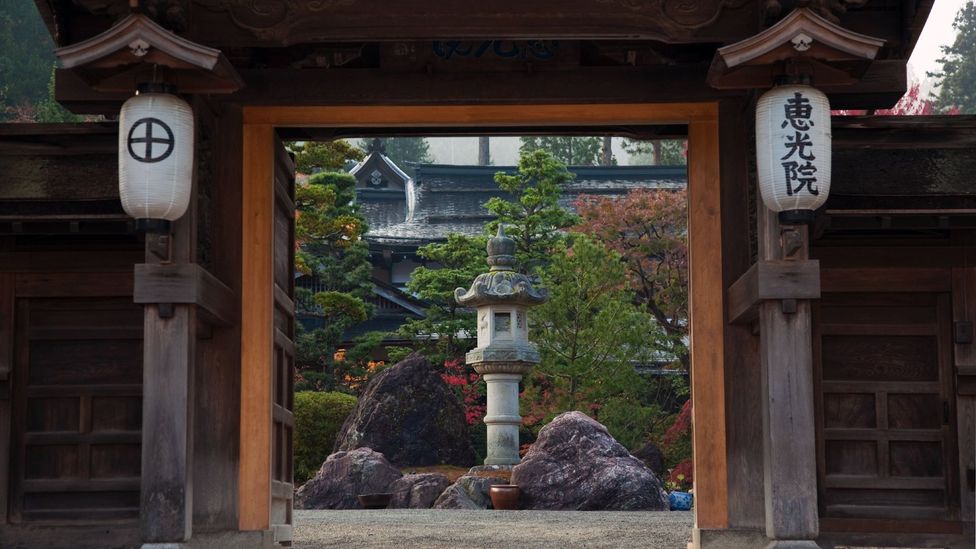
[238,103,728,540]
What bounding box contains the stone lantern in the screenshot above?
[455,225,547,465]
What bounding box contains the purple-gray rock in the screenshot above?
[632,441,667,478]
[333,353,477,467]
[389,473,451,509]
[295,447,402,509]
[511,411,669,511]
[432,475,508,509]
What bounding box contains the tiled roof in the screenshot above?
[360,163,687,246]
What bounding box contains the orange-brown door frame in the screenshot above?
[240,103,728,532]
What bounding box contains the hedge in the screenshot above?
[293,391,358,484]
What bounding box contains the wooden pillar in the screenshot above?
[758,207,819,548]
[239,123,275,532]
[140,217,197,544]
[688,114,730,531]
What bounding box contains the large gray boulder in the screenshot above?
[295,447,402,509]
[511,411,668,511]
[389,473,451,509]
[333,353,477,467]
[432,474,508,509]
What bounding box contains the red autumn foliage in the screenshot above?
[574,188,689,360]
[833,81,960,117]
[440,359,486,425]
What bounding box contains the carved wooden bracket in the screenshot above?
[728,259,821,324]
[133,263,236,327]
[55,13,242,93]
[708,7,884,89]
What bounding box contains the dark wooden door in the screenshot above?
[814,292,958,522]
[9,296,143,522]
[271,138,295,543]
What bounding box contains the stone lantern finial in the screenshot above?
[454,224,548,466]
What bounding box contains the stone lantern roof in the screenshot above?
[454,225,548,308]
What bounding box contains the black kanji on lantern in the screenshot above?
[781,92,814,131]
[781,161,819,196]
[779,92,819,196]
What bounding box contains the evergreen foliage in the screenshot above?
[931,2,976,114]
[294,170,374,391]
[519,136,604,166]
[486,150,579,273]
[525,234,666,446]
[293,391,358,483]
[0,3,55,119]
[291,140,365,174]
[370,137,433,167]
[622,139,687,166]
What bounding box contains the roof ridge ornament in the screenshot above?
[707,7,884,89]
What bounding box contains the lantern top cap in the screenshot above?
[486,224,517,271]
[708,7,884,90]
[454,224,547,308]
[55,13,243,94]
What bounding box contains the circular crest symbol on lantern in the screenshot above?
[118,87,194,232]
[756,84,831,225]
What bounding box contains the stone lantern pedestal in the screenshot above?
[456,226,547,466]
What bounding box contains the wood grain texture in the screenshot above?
[141,303,195,542]
[243,102,728,531]
[133,263,236,326]
[239,123,275,531]
[821,267,952,293]
[243,103,720,126]
[728,260,822,324]
[688,116,729,530]
[718,99,765,530]
[758,210,819,540]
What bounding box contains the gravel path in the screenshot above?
[293,509,693,548]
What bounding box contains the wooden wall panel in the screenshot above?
[952,267,976,523]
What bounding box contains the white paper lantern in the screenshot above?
[756,84,831,224]
[118,90,194,230]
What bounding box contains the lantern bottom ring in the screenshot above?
[135,218,172,234]
[778,209,816,226]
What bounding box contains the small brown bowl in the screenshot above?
[489,484,520,510]
[358,493,393,509]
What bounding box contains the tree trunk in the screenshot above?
[652,141,662,165]
[478,136,490,166]
[601,136,613,166]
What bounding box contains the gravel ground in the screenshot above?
[293,509,693,549]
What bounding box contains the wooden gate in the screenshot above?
[814,290,959,524]
[270,138,296,542]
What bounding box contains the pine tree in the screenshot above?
[486,150,579,273]
[931,2,976,114]
[0,3,56,120]
[519,136,604,166]
[294,171,374,391]
[370,137,433,167]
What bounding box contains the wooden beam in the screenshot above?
[14,272,133,297]
[239,123,274,532]
[688,114,729,531]
[0,250,142,273]
[56,60,907,114]
[133,263,236,327]
[728,260,821,324]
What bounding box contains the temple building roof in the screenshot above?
[359,162,687,247]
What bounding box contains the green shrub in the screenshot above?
[293,391,358,484]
